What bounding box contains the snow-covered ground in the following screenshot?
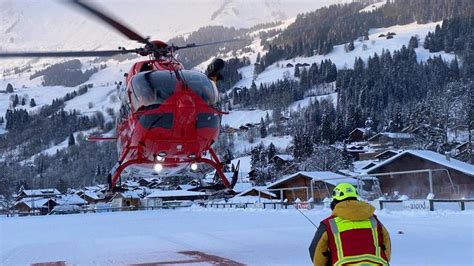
[1,208,473,265]
[221,109,270,128]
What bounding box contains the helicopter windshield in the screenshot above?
[131,70,218,110]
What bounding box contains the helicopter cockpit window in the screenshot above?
[181,71,219,106]
[130,70,218,110]
[131,71,177,110]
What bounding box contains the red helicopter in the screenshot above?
[0,0,240,192]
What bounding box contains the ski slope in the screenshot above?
[0,208,473,265]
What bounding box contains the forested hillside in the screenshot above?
[258,0,474,72]
[0,0,472,195]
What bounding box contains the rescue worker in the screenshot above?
[309,183,391,265]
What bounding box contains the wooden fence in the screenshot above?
[379,199,474,211]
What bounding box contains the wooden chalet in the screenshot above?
[235,187,277,200]
[453,142,472,162]
[266,171,357,202]
[16,188,61,201]
[13,198,56,214]
[368,132,414,151]
[80,191,101,204]
[110,191,141,208]
[271,154,295,171]
[348,128,367,142]
[138,177,161,188]
[366,150,474,199]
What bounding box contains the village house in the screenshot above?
[266,171,358,202]
[145,190,207,208]
[78,191,102,204]
[271,154,296,172]
[16,188,61,201]
[138,177,161,188]
[368,132,414,151]
[348,128,368,142]
[453,142,472,162]
[110,191,141,208]
[12,194,87,215]
[365,150,474,199]
[235,186,278,200]
[13,197,56,215]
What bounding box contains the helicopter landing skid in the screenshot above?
[107,148,239,192]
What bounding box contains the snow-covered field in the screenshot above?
[0,208,473,265]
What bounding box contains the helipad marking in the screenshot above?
[131,251,245,265]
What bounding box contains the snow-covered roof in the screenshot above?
[273,154,294,161]
[374,150,400,158]
[118,191,141,199]
[369,132,413,141]
[139,177,160,183]
[123,180,139,187]
[268,171,357,188]
[84,185,106,192]
[232,182,254,193]
[222,195,278,203]
[349,128,367,134]
[146,190,206,198]
[235,186,277,198]
[15,197,51,209]
[366,150,474,176]
[82,191,100,200]
[353,160,378,172]
[177,185,196,191]
[20,189,61,197]
[56,194,87,205]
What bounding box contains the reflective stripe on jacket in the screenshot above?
[309,200,391,266]
[323,215,388,265]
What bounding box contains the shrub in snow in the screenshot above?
[398,195,409,201]
[323,197,331,208]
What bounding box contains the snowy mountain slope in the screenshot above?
[0,0,353,62]
[0,58,132,133]
[359,0,386,13]
[235,21,456,89]
[193,17,296,73]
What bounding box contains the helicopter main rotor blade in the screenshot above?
[70,0,149,44]
[0,49,136,58]
[173,38,245,51]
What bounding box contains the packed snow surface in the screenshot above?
[1,208,473,265]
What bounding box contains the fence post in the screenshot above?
[429,200,434,211]
[379,201,384,210]
[460,201,465,211]
[428,169,433,195]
